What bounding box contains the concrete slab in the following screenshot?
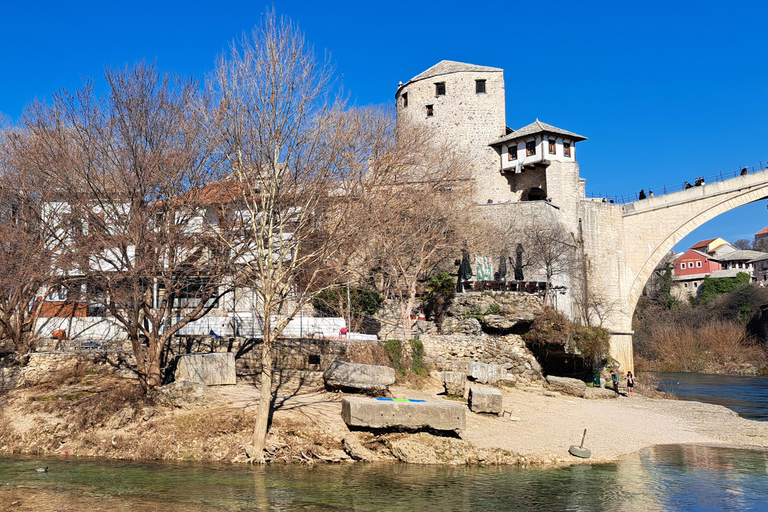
[341,397,465,432]
[469,385,503,415]
[174,352,236,386]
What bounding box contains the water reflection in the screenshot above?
[1,445,767,511]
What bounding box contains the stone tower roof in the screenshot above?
[396,60,502,96]
[490,119,587,146]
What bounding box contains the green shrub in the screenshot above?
[381,339,429,377]
[383,339,406,376]
[312,286,383,317]
[486,303,501,315]
[409,339,427,376]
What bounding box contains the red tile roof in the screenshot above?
[691,238,717,249]
[756,226,768,236]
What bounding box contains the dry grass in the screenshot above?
[643,320,767,373]
[345,341,390,367]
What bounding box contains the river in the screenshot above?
[2,444,767,511]
[656,372,768,421]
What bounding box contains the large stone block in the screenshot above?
[323,360,395,392]
[442,371,466,396]
[341,397,465,432]
[174,352,236,386]
[468,385,503,414]
[545,375,587,397]
[471,362,507,384]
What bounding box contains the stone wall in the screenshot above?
[421,333,542,383]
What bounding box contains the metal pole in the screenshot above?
[346,278,351,333]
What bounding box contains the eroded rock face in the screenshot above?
[323,360,395,392]
[545,376,587,398]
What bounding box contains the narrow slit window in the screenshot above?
[402,92,408,107]
[475,79,486,94]
[426,104,434,117]
[435,82,445,96]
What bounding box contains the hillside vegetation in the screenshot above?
[634,270,768,374]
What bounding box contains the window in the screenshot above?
[435,82,445,96]
[680,263,685,270]
[526,140,536,157]
[563,142,571,158]
[688,262,694,268]
[426,104,434,117]
[508,144,518,161]
[694,282,698,287]
[475,79,486,94]
[548,139,556,155]
[173,277,218,309]
[696,261,702,268]
[402,92,408,107]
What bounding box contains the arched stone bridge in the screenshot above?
[599,169,768,371]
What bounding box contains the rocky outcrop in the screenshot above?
[545,376,587,397]
[323,360,395,392]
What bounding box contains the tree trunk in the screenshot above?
[251,336,273,463]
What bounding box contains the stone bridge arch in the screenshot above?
[598,169,768,371]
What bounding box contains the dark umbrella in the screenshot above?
[514,242,524,281]
[498,248,508,283]
[458,248,472,291]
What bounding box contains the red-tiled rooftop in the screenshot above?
[690,238,717,249]
[756,226,768,236]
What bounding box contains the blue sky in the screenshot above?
[2,0,767,253]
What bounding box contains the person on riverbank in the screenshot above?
[626,371,634,397]
[611,371,620,394]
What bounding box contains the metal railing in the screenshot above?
[586,160,768,204]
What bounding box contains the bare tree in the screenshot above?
[209,12,359,463]
[733,239,752,250]
[350,114,473,340]
[0,127,65,361]
[525,223,577,304]
[16,63,228,391]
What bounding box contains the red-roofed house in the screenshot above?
[671,238,735,298]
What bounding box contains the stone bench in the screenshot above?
[341,397,466,432]
[174,352,236,386]
[469,385,503,415]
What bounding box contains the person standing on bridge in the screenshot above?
[638,189,646,200]
[649,190,654,198]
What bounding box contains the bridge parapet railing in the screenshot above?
[586,159,768,204]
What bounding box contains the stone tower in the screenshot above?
[395,61,508,204]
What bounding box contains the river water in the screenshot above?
[2,374,768,511]
[2,444,767,511]
[656,372,768,420]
